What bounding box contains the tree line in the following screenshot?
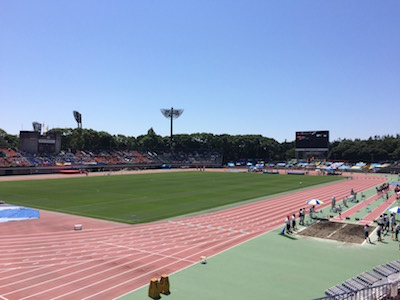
[1,128,400,163]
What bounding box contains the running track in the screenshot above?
[0,174,386,299]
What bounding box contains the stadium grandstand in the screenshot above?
[0,147,223,176]
[2,145,400,177]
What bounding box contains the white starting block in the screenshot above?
[74,224,82,231]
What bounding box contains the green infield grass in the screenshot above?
[0,171,341,223]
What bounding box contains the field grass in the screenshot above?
[0,171,341,223]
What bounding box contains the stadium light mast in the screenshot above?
[73,111,82,129]
[32,122,42,134]
[161,107,184,148]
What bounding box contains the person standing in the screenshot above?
[331,196,336,211]
[299,208,304,226]
[285,216,292,234]
[377,224,383,242]
[383,214,389,234]
[391,213,396,233]
[395,223,400,241]
[309,206,314,219]
[364,224,371,243]
[378,215,384,228]
[292,214,297,231]
[337,204,342,219]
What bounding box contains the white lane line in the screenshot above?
[12,230,238,300]
[20,231,241,300]
[97,241,197,264]
[169,220,249,234]
[63,233,247,300]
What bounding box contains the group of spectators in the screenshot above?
[0,147,222,168]
[331,195,345,216]
[281,207,315,235]
[375,213,400,242]
[0,148,31,167]
[376,182,390,194]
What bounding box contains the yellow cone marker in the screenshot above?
[148,278,160,299]
[159,274,170,295]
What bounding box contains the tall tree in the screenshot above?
[0,129,18,148]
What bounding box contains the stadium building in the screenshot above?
[19,130,61,154]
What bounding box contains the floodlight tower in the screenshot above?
[161,107,184,147]
[73,111,82,129]
[32,122,42,134]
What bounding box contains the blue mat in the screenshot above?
[0,205,40,222]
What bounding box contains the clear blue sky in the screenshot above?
[1,1,399,142]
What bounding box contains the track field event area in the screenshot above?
[0,170,399,299]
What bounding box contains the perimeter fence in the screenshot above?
[314,281,400,300]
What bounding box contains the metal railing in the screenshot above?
[314,282,398,300]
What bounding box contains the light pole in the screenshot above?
[73,111,82,129]
[160,107,184,149]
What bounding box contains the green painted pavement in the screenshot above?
[119,226,400,300]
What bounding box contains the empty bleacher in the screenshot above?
[321,260,400,299]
